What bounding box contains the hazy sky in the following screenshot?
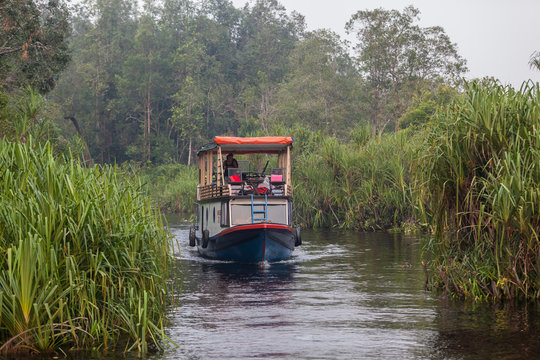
[231,0,540,87]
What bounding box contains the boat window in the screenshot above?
[230,203,287,225]
[288,201,292,225]
[201,206,204,230]
[221,201,229,227]
[213,207,216,223]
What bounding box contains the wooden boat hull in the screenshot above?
[196,223,296,263]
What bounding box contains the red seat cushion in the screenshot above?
[257,187,269,194]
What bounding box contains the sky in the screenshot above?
[230,0,540,87]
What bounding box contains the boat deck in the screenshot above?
[198,183,292,201]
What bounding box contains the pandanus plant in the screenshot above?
[418,80,539,300]
[0,139,173,354]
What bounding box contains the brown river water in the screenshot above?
[64,225,540,360]
[144,225,540,360]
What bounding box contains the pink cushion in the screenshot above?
[229,175,241,182]
[271,175,283,182]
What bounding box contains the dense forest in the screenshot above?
[2,0,467,164]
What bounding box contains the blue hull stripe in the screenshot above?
[197,226,295,262]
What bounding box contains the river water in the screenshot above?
[152,225,540,360]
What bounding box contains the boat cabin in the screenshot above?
[196,137,293,233]
[191,136,299,262]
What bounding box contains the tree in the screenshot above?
[270,30,364,137]
[235,0,305,132]
[346,6,467,134]
[53,0,137,163]
[236,0,305,83]
[170,16,235,157]
[530,51,540,71]
[0,0,71,93]
[170,76,204,165]
[116,12,171,162]
[398,85,458,129]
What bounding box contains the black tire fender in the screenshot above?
[189,225,196,247]
[202,230,209,249]
[295,227,302,246]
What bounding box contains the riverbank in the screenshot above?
[290,81,539,300]
[418,81,540,300]
[0,139,172,354]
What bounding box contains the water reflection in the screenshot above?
[200,261,297,282]
[196,262,297,310]
[163,228,436,359]
[430,300,540,359]
[157,226,540,360]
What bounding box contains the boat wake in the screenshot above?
[169,225,347,266]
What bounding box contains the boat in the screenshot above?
[188,136,301,262]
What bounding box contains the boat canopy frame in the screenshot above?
[197,136,293,199]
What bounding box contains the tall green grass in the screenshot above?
[293,128,420,231]
[135,126,419,231]
[136,164,198,216]
[0,139,172,354]
[418,81,540,300]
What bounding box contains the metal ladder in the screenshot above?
[251,194,268,223]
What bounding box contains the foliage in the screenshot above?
[292,127,421,231]
[346,6,467,134]
[530,51,540,71]
[0,0,71,93]
[43,1,470,165]
[417,80,540,300]
[51,0,306,164]
[0,139,172,354]
[269,30,364,137]
[135,163,198,215]
[398,85,458,129]
[0,86,80,155]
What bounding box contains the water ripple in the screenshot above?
[156,226,540,360]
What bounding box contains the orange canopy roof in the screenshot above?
[214,136,293,145]
[196,136,293,154]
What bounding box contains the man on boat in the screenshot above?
[223,152,238,175]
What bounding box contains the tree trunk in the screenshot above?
[65,116,94,167]
[188,137,192,166]
[146,85,151,161]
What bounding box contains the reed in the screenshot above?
[417,80,540,300]
[293,128,420,231]
[136,163,198,216]
[0,139,172,354]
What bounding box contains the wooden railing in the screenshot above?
[284,184,292,197]
[198,184,231,201]
[198,184,293,201]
